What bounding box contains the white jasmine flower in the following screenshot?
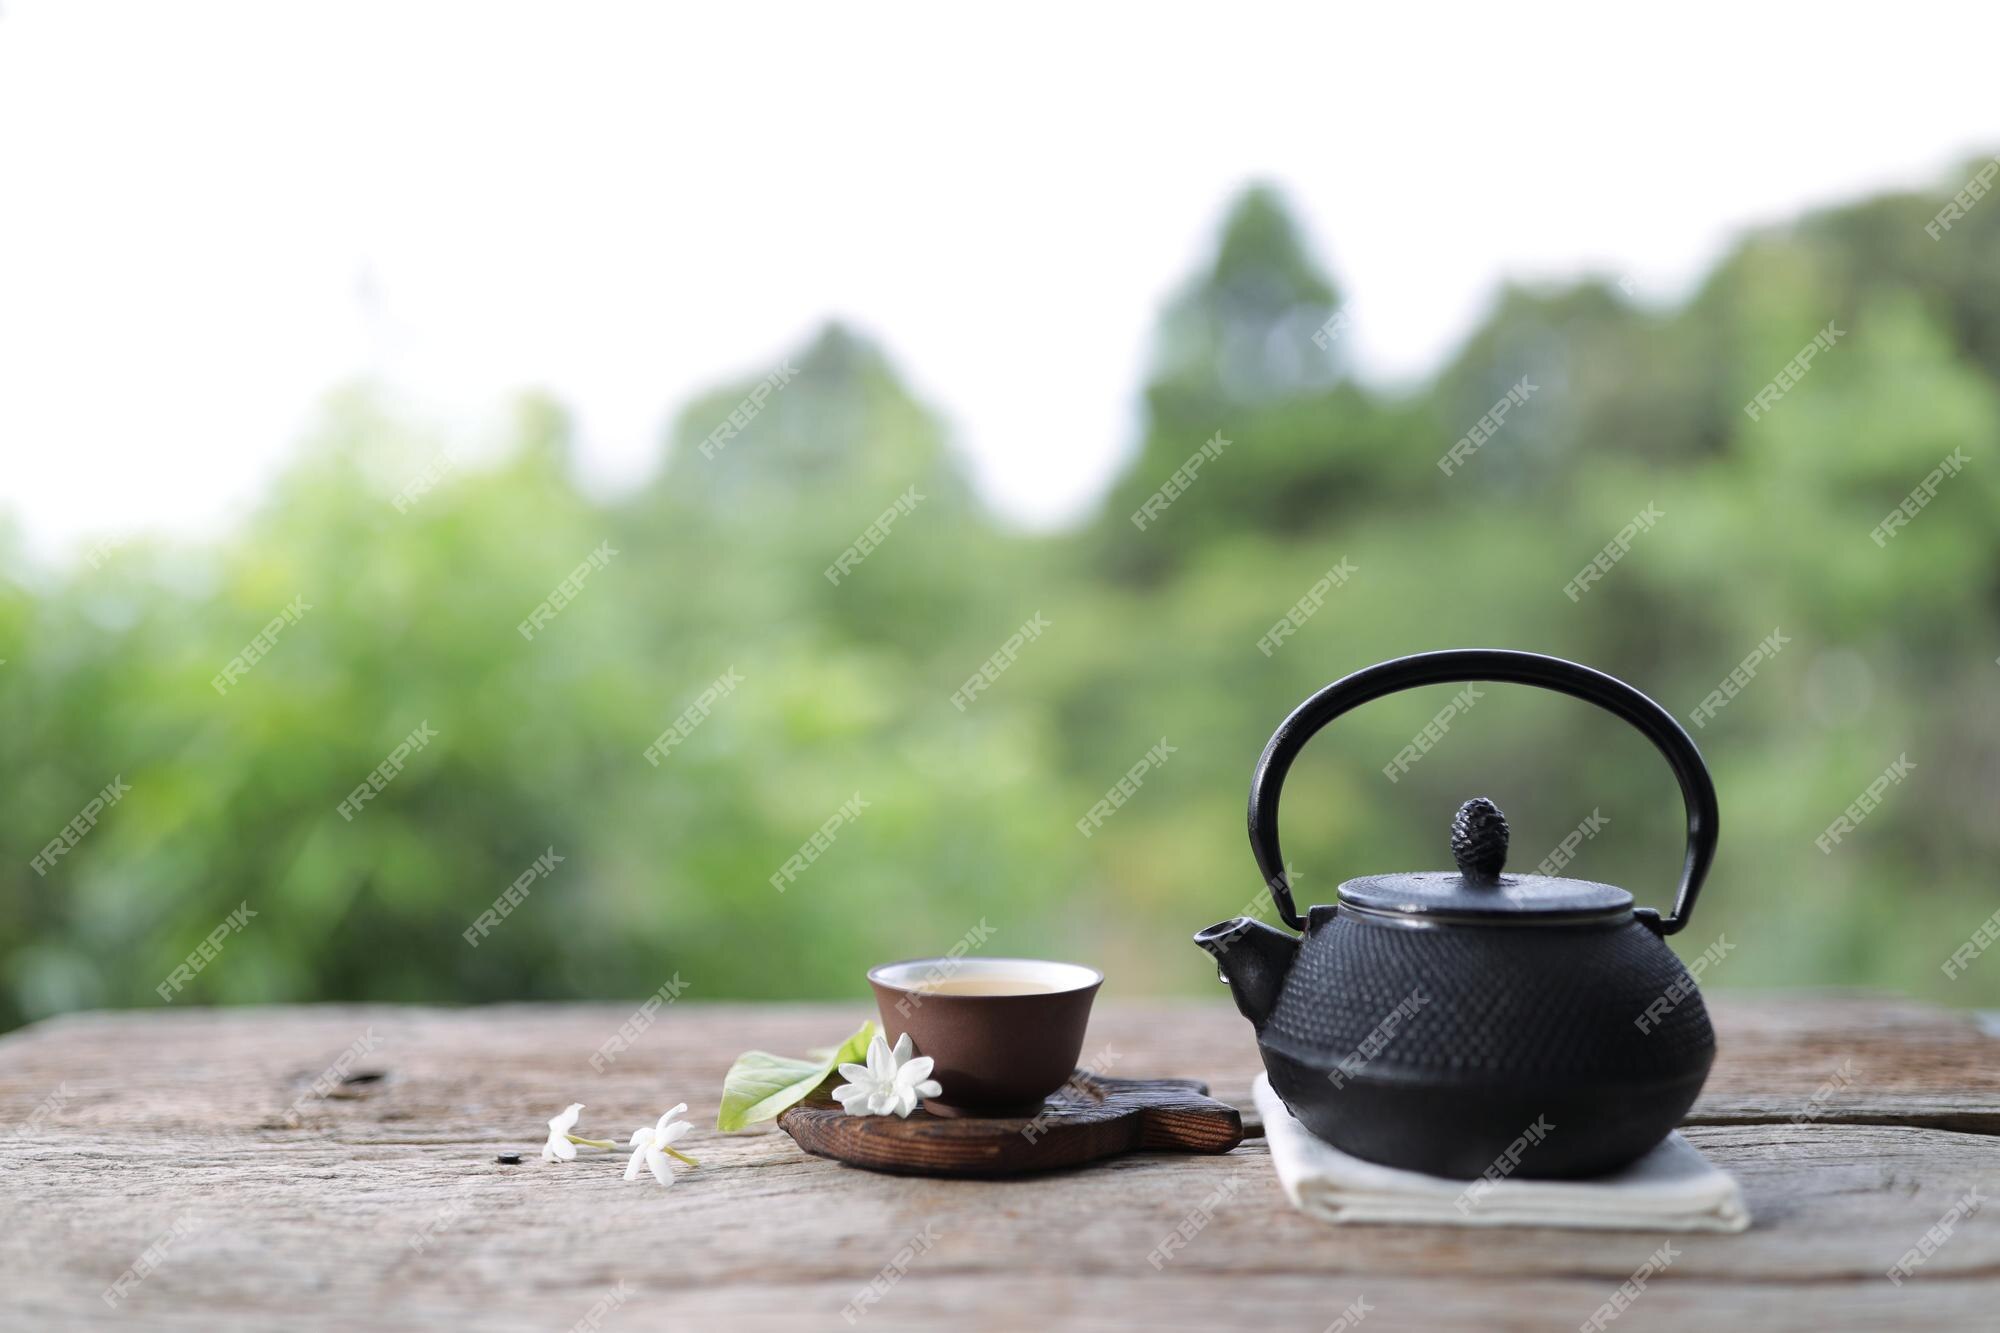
[542,1102,623,1162]
[543,1102,587,1162]
[831,1032,942,1118]
[625,1103,699,1185]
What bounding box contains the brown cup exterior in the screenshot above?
[868,962,1101,1117]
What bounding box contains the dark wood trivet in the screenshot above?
[776,1070,1243,1177]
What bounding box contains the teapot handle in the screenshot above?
[1248,649,1718,937]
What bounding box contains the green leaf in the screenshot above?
[715,1019,876,1131]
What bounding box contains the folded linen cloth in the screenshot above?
[1254,1073,1749,1232]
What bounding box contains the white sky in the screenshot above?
[5,2,2000,558]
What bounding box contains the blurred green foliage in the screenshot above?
[5,167,2000,1031]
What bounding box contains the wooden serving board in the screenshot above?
[775,1070,1244,1177]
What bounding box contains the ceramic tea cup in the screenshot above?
[867,957,1102,1117]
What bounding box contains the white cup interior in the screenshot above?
[870,956,1101,994]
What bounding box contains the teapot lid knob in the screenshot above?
[1451,798,1509,882]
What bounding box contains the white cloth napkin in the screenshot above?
[1254,1073,1749,1232]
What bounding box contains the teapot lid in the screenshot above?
[1336,798,1633,923]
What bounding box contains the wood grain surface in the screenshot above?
[2,993,1997,1330]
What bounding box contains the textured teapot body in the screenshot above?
[1245,904,1714,1179]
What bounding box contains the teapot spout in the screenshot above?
[1193,916,1297,1028]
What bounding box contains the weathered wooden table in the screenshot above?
[2,994,1995,1330]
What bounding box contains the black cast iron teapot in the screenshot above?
[1196,649,1720,1179]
